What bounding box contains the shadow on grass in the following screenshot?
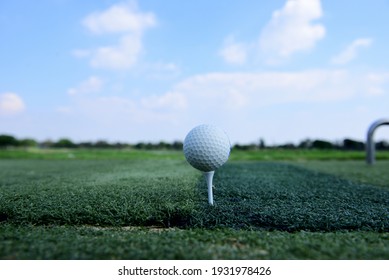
[190,162,389,232]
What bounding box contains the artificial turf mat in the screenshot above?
[1,225,388,259]
[0,160,388,232]
[205,163,389,231]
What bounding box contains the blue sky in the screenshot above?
[1,0,389,145]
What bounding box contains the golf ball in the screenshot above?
[183,124,231,172]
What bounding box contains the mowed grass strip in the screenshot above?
[0,159,199,227]
[0,148,184,160]
[1,225,388,260]
[2,148,389,161]
[1,160,388,231]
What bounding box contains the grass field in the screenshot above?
[0,148,388,259]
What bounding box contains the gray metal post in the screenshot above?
[366,118,389,165]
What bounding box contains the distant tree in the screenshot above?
[0,135,18,147]
[19,138,37,148]
[343,138,364,150]
[94,140,111,148]
[79,142,94,148]
[333,140,343,150]
[312,140,334,149]
[53,138,76,148]
[134,142,153,150]
[376,140,389,150]
[278,143,296,149]
[112,142,128,149]
[145,142,154,150]
[40,140,54,148]
[157,141,170,150]
[134,142,145,149]
[171,141,183,150]
[233,144,244,150]
[233,143,257,150]
[298,139,312,149]
[259,138,266,149]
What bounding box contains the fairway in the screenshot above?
[0,150,389,259]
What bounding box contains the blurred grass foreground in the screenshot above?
[0,147,388,259]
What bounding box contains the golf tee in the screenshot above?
[204,171,215,206]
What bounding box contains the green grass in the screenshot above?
[1,160,388,231]
[293,160,389,188]
[0,159,198,227]
[2,147,389,161]
[0,148,184,160]
[0,149,389,259]
[1,225,387,260]
[230,149,389,161]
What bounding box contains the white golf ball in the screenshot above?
[183,124,231,172]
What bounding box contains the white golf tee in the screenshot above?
[204,171,215,206]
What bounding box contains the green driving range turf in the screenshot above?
[0,149,388,259]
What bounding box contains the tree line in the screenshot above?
[234,138,389,151]
[1,134,388,151]
[0,135,183,150]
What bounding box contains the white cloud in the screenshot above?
[71,49,91,58]
[219,36,248,65]
[140,91,187,110]
[58,69,389,143]
[145,62,181,79]
[331,38,373,65]
[73,35,143,70]
[82,1,156,35]
[170,70,353,112]
[67,94,185,132]
[259,0,325,63]
[365,72,389,96]
[75,1,156,70]
[68,76,103,95]
[70,70,352,135]
[89,34,142,69]
[0,92,25,116]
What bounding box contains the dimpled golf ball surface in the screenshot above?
[184,124,230,172]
